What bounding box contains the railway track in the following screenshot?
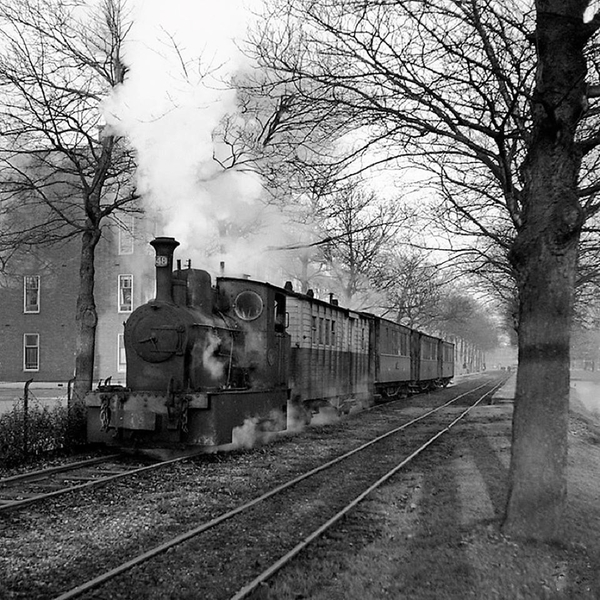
[46,375,508,600]
[0,453,203,513]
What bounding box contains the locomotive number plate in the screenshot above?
[155,255,168,267]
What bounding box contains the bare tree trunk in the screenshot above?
[504,229,577,539]
[72,227,101,404]
[502,3,587,540]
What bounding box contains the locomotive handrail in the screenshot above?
[191,322,240,333]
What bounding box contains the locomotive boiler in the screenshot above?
[86,237,291,450]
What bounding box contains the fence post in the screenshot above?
[67,377,75,418]
[23,378,33,457]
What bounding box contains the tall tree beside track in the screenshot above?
[0,0,136,406]
[503,0,597,539]
[243,1,600,540]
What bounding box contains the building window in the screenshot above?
[117,334,126,372]
[23,333,39,371]
[118,275,133,312]
[118,214,134,254]
[24,275,40,313]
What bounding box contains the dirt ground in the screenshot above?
[258,377,600,600]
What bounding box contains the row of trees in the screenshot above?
[223,0,600,541]
[2,0,600,543]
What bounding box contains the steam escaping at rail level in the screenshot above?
[230,404,342,450]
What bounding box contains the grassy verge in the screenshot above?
[258,406,600,600]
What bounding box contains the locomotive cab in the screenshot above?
[216,277,290,392]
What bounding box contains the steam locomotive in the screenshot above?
[86,237,454,451]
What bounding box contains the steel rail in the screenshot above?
[51,376,507,600]
[0,452,204,513]
[0,455,121,485]
[229,379,505,600]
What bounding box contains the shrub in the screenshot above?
[0,398,87,467]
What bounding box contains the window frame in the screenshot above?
[23,333,40,372]
[118,274,133,313]
[23,275,40,314]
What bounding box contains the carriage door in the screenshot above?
[410,330,421,381]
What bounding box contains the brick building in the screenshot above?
[0,214,154,386]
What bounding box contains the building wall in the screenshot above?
[93,221,155,385]
[0,215,155,384]
[0,242,80,381]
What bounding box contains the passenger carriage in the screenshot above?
[285,289,373,414]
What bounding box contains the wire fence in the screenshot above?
[0,379,87,467]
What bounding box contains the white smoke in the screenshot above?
[230,400,351,450]
[310,405,342,425]
[201,330,226,380]
[103,0,275,276]
[231,409,287,449]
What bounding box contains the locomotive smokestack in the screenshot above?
[150,237,180,303]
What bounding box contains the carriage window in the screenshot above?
[325,319,330,345]
[423,340,438,360]
[423,340,430,360]
[234,290,264,321]
[319,318,324,344]
[312,316,317,344]
[331,320,336,346]
[400,332,409,356]
[274,292,286,332]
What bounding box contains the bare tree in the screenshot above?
[0,0,136,405]
[246,0,600,540]
[313,186,407,307]
[374,248,500,347]
[374,249,442,328]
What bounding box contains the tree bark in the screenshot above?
[502,3,588,540]
[72,226,101,404]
